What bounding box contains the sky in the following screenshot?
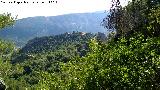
[0,0,130,19]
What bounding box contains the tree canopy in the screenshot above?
[0,0,160,89]
[0,13,15,29]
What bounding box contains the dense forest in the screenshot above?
[0,0,160,89]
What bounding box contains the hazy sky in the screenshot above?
[0,0,129,19]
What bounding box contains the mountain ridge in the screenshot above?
[0,11,108,47]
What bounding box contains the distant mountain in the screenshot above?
[0,11,107,47]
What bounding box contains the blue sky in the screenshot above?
[0,0,130,19]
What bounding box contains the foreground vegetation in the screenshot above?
[0,0,160,89]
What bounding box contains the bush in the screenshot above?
[38,33,160,89]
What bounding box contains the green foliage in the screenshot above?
[20,32,94,54]
[0,40,14,61]
[12,32,94,63]
[38,34,160,89]
[147,4,160,37]
[0,40,23,89]
[0,13,16,89]
[4,32,95,89]
[1,0,160,89]
[103,0,160,38]
[0,13,15,29]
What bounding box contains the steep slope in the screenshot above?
[12,32,95,63]
[0,12,107,47]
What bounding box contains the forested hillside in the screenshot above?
[0,0,160,89]
[12,32,95,63]
[0,12,106,47]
